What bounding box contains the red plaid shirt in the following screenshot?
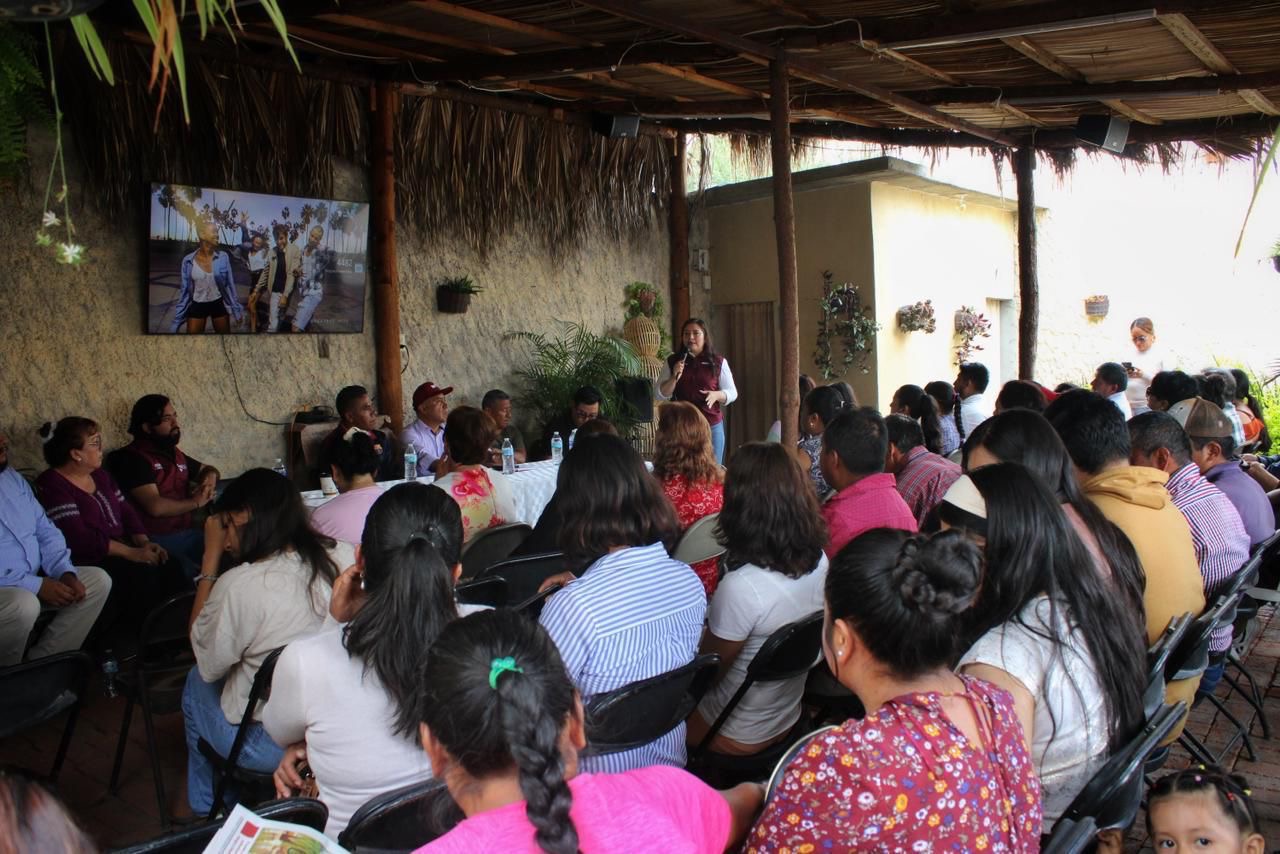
[823,473,918,558]
[894,446,963,526]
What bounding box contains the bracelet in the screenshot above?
[197,574,218,584]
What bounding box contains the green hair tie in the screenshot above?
[488,656,523,690]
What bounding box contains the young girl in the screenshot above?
[1145,768,1266,853]
[796,385,845,499]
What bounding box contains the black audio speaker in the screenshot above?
[1075,115,1130,154]
[591,113,640,139]
[615,377,654,422]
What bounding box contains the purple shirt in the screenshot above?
[1204,461,1274,549]
[36,468,146,566]
[822,472,918,559]
[400,419,445,477]
[894,446,963,526]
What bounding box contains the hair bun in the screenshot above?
[891,533,980,617]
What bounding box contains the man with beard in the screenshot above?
[106,395,217,577]
[0,431,112,665]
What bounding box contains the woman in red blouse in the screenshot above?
[653,402,724,596]
[747,528,1042,853]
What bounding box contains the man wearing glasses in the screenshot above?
[535,385,603,461]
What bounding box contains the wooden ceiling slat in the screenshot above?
[641,63,766,98]
[279,23,445,63]
[314,12,513,55]
[409,0,594,46]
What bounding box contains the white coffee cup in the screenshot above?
[320,475,338,496]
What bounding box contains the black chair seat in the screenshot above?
[454,576,507,609]
[584,654,720,756]
[0,651,93,780]
[479,551,572,606]
[108,798,328,854]
[338,778,463,851]
[1041,815,1099,854]
[459,523,533,579]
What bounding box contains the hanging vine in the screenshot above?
[813,270,880,380]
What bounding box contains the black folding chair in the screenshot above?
[514,583,562,620]
[1191,592,1259,763]
[1144,612,1193,721]
[0,651,93,781]
[1041,816,1100,854]
[454,576,507,609]
[583,654,720,757]
[459,523,533,579]
[1161,595,1244,767]
[197,646,285,820]
[338,778,464,852]
[108,591,196,829]
[1218,529,1280,739]
[108,797,328,854]
[478,551,571,605]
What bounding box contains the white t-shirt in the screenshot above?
[958,596,1110,824]
[262,623,433,837]
[191,261,219,303]
[695,555,827,745]
[958,392,992,439]
[1126,346,1165,413]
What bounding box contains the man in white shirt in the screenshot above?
[953,362,993,442]
[1092,362,1133,420]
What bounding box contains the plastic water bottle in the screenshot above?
[102,655,119,699]
[404,442,418,481]
[568,428,578,451]
[272,458,287,477]
[502,438,515,475]
[550,432,563,463]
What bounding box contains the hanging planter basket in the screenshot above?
[437,288,472,314]
[1085,295,1110,318]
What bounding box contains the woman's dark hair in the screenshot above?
[214,468,339,604]
[963,410,1146,619]
[444,406,498,466]
[1147,370,1199,411]
[718,443,827,579]
[680,317,717,360]
[127,394,171,436]
[952,463,1146,752]
[330,430,380,480]
[892,384,944,454]
[827,529,982,679]
[995,380,1047,414]
[1200,372,1229,410]
[554,434,678,562]
[0,767,96,854]
[803,386,847,432]
[1145,767,1261,839]
[420,609,579,854]
[345,484,462,739]
[829,381,857,408]
[924,380,955,413]
[1231,367,1271,452]
[39,417,98,468]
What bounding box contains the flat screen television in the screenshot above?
[147,183,370,334]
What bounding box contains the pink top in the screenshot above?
[822,472,918,558]
[415,766,730,853]
[661,473,724,597]
[310,485,384,546]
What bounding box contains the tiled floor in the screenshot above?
[4,609,1280,851]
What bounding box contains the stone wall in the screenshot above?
[0,131,668,477]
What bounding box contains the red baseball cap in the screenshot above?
[412,382,453,408]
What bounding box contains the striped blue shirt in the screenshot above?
[539,541,706,774]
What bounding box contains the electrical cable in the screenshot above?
[220,335,294,426]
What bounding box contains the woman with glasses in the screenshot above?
[1125,317,1165,416]
[658,318,738,464]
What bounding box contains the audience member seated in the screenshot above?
[795,386,845,500]
[819,407,917,558]
[36,418,190,638]
[946,465,1146,825]
[319,385,399,482]
[414,609,763,852]
[1045,390,1204,718]
[183,469,351,815]
[264,485,469,836]
[884,414,962,526]
[889,383,949,456]
[687,443,827,757]
[1231,367,1270,452]
[1129,411,1250,694]
[538,434,705,773]
[512,419,618,561]
[747,528,1042,852]
[106,394,217,578]
[402,381,452,477]
[963,410,1145,617]
[309,430,383,545]
[0,768,96,852]
[953,361,993,443]
[535,385,603,461]
[653,402,725,597]
[0,431,111,667]
[432,406,517,543]
[995,379,1048,414]
[1091,361,1132,419]
[1145,369,1199,414]
[924,380,962,457]
[1169,397,1273,548]
[482,388,527,467]
[1202,369,1247,449]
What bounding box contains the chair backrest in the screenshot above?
[514,583,562,620]
[1166,595,1237,682]
[1041,816,1100,854]
[671,513,725,566]
[765,725,837,799]
[111,798,329,853]
[1251,527,1280,588]
[584,654,720,756]
[0,651,92,740]
[479,551,570,605]
[338,778,463,851]
[225,647,285,767]
[137,591,197,666]
[454,576,507,609]
[1144,612,1192,719]
[1060,701,1186,832]
[460,523,533,579]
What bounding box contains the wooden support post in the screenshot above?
[669,133,691,343]
[372,82,406,433]
[769,58,801,449]
[1014,146,1038,380]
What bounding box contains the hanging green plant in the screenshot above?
[623,281,663,320]
[954,305,992,365]
[813,270,879,380]
[896,300,937,334]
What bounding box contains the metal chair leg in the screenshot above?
[108,696,135,794]
[139,694,172,829]
[1203,692,1258,762]
[1225,655,1271,738]
[1179,731,1223,769]
[50,703,82,782]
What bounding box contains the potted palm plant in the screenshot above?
[437,276,482,314]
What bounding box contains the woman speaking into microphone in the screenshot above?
[657,318,738,464]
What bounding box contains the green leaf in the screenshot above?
[172,26,190,123]
[131,0,160,42]
[257,0,300,71]
[69,15,114,86]
[1234,125,1280,259]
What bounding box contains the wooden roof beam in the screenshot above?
[314,12,513,55]
[1000,35,1160,124]
[1158,13,1280,115]
[639,63,765,98]
[408,0,594,47]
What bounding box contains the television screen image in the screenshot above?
[147,184,370,334]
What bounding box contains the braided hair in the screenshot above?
[420,610,580,854]
[1146,767,1262,841]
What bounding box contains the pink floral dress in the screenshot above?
[747,674,1042,853]
[661,473,724,597]
[441,468,506,543]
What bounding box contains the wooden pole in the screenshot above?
[372,82,406,433]
[1014,145,1038,380]
[769,58,801,449]
[669,133,690,342]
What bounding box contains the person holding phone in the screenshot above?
[1125,317,1165,416]
[658,318,738,464]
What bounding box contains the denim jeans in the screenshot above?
[182,667,284,813]
[710,420,725,465]
[153,528,205,580]
[1196,661,1225,699]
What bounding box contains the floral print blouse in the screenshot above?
[797,435,832,500]
[660,473,724,597]
[747,674,1042,853]
[433,468,512,543]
